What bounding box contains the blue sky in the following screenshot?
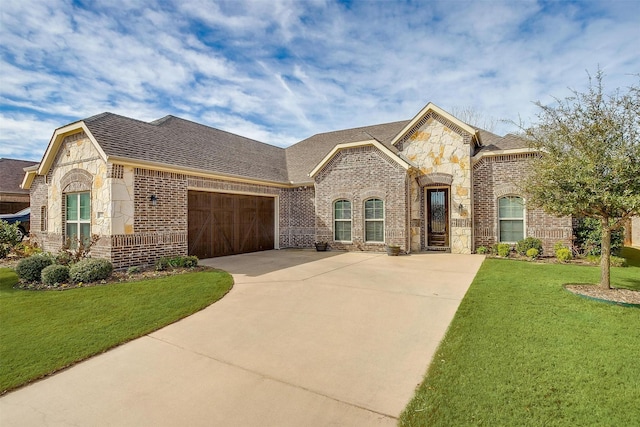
[1,0,638,161]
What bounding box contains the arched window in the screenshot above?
[498,196,524,242]
[334,200,352,241]
[364,198,384,242]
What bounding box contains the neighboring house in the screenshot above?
[22,102,573,268]
[0,158,37,214]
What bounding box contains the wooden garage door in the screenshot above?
[188,191,275,259]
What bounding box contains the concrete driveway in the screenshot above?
[1,250,484,426]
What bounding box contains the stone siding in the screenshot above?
[473,153,573,254]
[314,145,408,252]
[399,112,473,253]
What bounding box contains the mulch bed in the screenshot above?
[565,284,640,306]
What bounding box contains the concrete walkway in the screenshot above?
[1,250,484,426]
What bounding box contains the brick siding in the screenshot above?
[314,145,408,252]
[473,153,573,254]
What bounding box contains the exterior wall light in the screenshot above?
[150,195,157,206]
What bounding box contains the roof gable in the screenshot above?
[390,103,478,147]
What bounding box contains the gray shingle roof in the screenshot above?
[83,113,289,183]
[72,112,530,186]
[0,158,37,194]
[476,130,530,152]
[284,121,410,183]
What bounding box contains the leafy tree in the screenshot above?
[523,70,640,289]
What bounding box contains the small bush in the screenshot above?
[0,220,23,250]
[69,258,113,283]
[496,243,511,258]
[516,237,543,257]
[155,255,198,271]
[15,254,54,282]
[41,264,70,286]
[53,250,74,266]
[476,246,489,254]
[526,248,539,259]
[556,247,573,262]
[0,244,9,259]
[585,255,627,267]
[127,266,141,275]
[12,240,42,258]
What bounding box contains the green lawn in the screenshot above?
[0,268,233,393]
[401,249,640,427]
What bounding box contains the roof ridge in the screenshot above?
[307,119,411,139]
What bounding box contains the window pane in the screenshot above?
[499,197,523,219]
[500,220,524,242]
[335,221,351,241]
[80,223,91,246]
[66,194,78,221]
[365,199,383,220]
[66,223,78,248]
[80,193,90,220]
[366,221,384,242]
[334,200,351,220]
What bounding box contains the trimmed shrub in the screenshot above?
[496,243,511,258]
[15,254,53,282]
[476,246,489,254]
[526,248,539,259]
[585,255,628,267]
[556,247,572,262]
[155,255,198,271]
[516,237,543,256]
[41,264,70,287]
[69,258,113,283]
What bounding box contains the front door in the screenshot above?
[427,188,449,247]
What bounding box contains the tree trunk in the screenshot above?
[600,219,611,290]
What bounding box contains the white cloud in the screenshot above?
[0,0,638,159]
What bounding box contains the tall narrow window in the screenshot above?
[40,205,47,231]
[66,192,90,247]
[498,196,524,242]
[334,200,352,241]
[364,198,384,242]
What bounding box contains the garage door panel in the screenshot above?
[188,191,275,259]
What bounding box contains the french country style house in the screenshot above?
[22,102,574,268]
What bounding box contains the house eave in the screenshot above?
[471,147,538,165]
[107,156,297,188]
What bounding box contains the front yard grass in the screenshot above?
[401,253,640,426]
[0,267,233,394]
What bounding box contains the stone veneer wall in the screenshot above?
[397,112,473,253]
[314,145,408,252]
[473,153,573,254]
[279,186,316,248]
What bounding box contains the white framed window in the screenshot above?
[66,192,91,248]
[364,198,384,242]
[498,196,524,242]
[334,199,352,241]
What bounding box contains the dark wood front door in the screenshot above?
[427,188,449,247]
[188,191,275,259]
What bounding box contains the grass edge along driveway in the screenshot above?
[400,250,640,426]
[0,268,233,394]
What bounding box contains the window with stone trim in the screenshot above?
[66,192,90,248]
[334,199,352,241]
[364,198,384,242]
[498,196,524,242]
